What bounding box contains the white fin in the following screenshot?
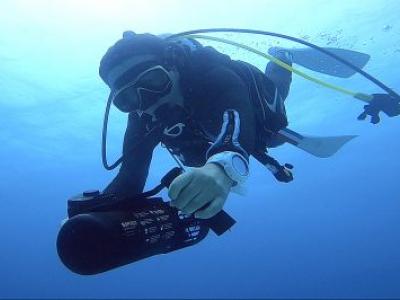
[278,129,357,158]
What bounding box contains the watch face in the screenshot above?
[232,155,249,176]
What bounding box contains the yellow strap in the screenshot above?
[186,34,373,103]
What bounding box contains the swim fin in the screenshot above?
[272,47,370,78]
[278,128,357,158]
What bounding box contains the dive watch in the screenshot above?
[207,151,249,186]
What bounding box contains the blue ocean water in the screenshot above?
[1,0,399,298]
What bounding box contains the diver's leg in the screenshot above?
[265,48,293,101]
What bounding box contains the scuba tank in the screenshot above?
[56,168,235,275]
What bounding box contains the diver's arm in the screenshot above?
[200,66,257,193]
[206,109,250,195]
[103,113,160,198]
[169,67,256,219]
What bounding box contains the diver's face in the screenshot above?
[111,64,173,114]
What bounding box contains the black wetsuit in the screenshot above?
[104,46,292,198]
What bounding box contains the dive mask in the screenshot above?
[111,65,173,113]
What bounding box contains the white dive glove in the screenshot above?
[168,162,234,219]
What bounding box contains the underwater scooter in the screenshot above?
[57,110,242,276]
[57,167,235,275]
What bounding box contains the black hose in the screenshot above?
[102,94,122,170]
[101,94,162,170]
[168,28,399,99]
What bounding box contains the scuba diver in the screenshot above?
[99,30,400,218]
[99,31,301,219]
[57,29,400,275]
